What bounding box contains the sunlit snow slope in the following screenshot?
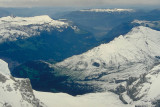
[120,63,160,106]
[56,26,160,90]
[0,15,69,43]
[34,90,131,107]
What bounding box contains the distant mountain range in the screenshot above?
[0,15,98,69]
[57,8,160,41]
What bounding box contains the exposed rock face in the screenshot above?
[0,59,46,107]
[117,64,160,106]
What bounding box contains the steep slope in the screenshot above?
[55,26,160,90]
[0,59,46,107]
[119,63,160,106]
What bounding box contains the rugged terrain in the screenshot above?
[0,59,46,107]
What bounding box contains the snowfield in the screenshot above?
[0,59,10,75]
[34,90,132,107]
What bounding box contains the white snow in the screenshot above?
[119,64,160,106]
[0,59,45,107]
[142,64,160,100]
[57,26,160,72]
[80,8,135,13]
[0,15,69,43]
[34,90,132,107]
[0,79,30,107]
[0,15,68,26]
[0,59,10,75]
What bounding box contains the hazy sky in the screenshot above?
[0,0,160,7]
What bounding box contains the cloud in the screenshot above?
[0,0,160,7]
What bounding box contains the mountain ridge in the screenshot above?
[53,26,160,91]
[0,15,69,43]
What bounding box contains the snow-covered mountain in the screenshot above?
[55,26,160,90]
[0,15,71,43]
[0,59,46,107]
[80,8,135,13]
[119,63,160,106]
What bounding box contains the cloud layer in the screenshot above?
[0,0,160,7]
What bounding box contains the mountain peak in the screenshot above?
[56,26,160,91]
[57,26,160,69]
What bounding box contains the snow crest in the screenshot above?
[80,8,135,13]
[57,26,160,71]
